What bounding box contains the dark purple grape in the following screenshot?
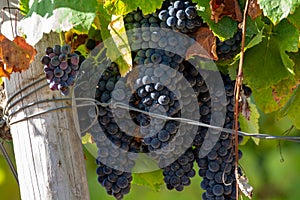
[45,70,54,80]
[70,53,79,65]
[61,44,71,54]
[54,67,64,78]
[59,61,68,70]
[45,47,53,55]
[59,54,67,62]
[50,56,60,67]
[53,45,61,55]
[66,77,75,86]
[41,56,51,65]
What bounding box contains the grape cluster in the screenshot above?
[158,0,203,33]
[194,74,251,200]
[96,161,132,200]
[129,80,182,152]
[95,62,141,153]
[85,1,252,199]
[90,61,139,199]
[93,125,136,200]
[124,9,160,49]
[41,44,84,95]
[216,30,242,60]
[163,147,196,191]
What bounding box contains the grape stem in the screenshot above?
[59,31,64,47]
[234,0,250,199]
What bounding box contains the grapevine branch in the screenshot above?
[234,0,250,198]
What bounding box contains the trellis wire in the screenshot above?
[5,96,300,142]
[1,77,300,186]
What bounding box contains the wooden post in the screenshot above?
[4,33,90,200]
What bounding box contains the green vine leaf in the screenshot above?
[132,170,164,192]
[279,87,300,130]
[288,6,300,30]
[25,0,98,17]
[19,0,98,45]
[252,87,281,113]
[19,0,30,15]
[97,4,131,76]
[243,20,299,113]
[193,0,238,40]
[258,0,300,25]
[239,100,260,145]
[278,51,300,129]
[104,0,164,15]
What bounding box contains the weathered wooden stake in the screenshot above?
[4,33,90,200]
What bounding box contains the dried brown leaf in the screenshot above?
[248,0,262,20]
[186,27,218,60]
[210,0,243,23]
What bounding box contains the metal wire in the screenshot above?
[4,77,47,115]
[0,141,18,184]
[1,83,299,187]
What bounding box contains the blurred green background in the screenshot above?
[1,112,300,200]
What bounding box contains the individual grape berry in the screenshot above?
[45,47,53,55]
[70,53,80,65]
[86,39,96,51]
[54,67,64,78]
[59,61,68,70]
[41,56,51,65]
[59,54,67,62]
[50,56,60,67]
[53,44,61,55]
[61,44,71,54]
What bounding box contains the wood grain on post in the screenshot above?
[4,33,90,200]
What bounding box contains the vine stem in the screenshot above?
[234,0,250,199]
[59,31,64,46]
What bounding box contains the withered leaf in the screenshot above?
[210,0,243,23]
[0,61,12,78]
[186,27,218,60]
[248,0,262,19]
[239,93,251,120]
[0,34,37,78]
[65,31,88,52]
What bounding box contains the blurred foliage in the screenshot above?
[1,112,300,200]
[0,142,20,200]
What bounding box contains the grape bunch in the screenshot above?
[41,44,84,95]
[194,74,251,200]
[90,61,139,200]
[163,147,196,191]
[83,1,253,199]
[158,0,203,33]
[94,130,135,200]
[216,30,242,60]
[96,161,132,200]
[95,62,142,153]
